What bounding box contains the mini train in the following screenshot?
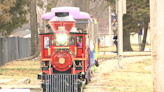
[37,7,100,92]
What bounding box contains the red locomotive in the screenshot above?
[37,7,99,92]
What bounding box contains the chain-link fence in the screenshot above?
[0,37,31,66]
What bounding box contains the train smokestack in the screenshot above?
[48,12,76,32]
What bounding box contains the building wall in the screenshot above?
[99,34,115,47]
[99,28,151,47]
[130,29,151,44]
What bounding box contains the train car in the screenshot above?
[37,7,99,92]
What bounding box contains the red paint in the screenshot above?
[50,68,53,74]
[77,48,82,56]
[52,50,72,72]
[48,21,75,32]
[71,68,82,74]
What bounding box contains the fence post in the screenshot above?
[2,38,9,65]
[0,38,2,65]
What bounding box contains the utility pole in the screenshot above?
[109,6,112,52]
[116,0,126,68]
[150,0,164,91]
[117,0,123,68]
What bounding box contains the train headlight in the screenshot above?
[55,34,68,46]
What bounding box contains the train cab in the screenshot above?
[69,32,87,74]
[40,31,87,74]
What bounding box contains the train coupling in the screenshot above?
[37,72,46,80]
[37,73,42,79]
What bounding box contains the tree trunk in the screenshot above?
[150,0,164,91]
[140,22,148,51]
[123,31,133,51]
[30,0,38,56]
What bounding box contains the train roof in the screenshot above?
[41,7,90,20]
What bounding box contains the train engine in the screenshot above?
[37,12,87,92]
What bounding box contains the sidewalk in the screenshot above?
[0,75,40,89]
[0,79,13,84]
[0,85,40,89]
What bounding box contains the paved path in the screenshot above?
[0,85,40,89]
[0,79,13,84]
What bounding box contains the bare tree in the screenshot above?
[30,0,38,56]
[150,0,164,91]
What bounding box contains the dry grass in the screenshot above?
[0,60,40,85]
[100,46,116,51]
[105,59,152,92]
[0,52,152,90]
[98,53,151,59]
[100,44,151,52]
[98,55,117,59]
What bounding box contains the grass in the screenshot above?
[98,54,150,59]
[0,60,40,85]
[0,60,40,77]
[98,55,117,59]
[0,45,153,92]
[105,59,152,92]
[100,44,151,52]
[98,52,151,59]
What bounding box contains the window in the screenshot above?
[44,36,50,49]
[70,36,75,45]
[55,33,68,46]
[77,36,83,57]
[101,36,104,40]
[51,36,54,45]
[77,36,83,48]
